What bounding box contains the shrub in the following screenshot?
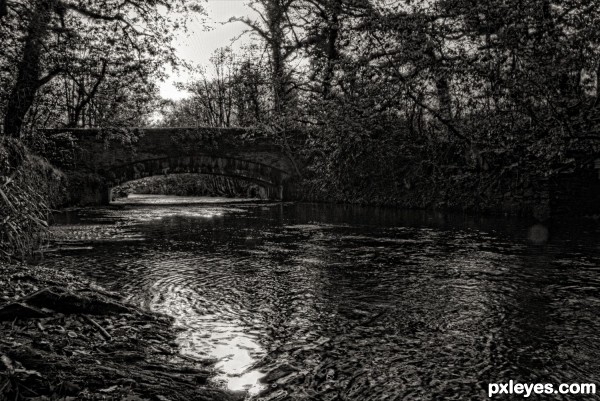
[0,137,64,261]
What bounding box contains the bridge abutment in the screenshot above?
[103,187,113,205]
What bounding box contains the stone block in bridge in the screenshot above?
[43,127,299,204]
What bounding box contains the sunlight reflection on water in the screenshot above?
[114,193,261,205]
[147,278,266,395]
[48,195,600,400]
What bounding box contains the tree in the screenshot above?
[0,0,204,138]
[231,0,299,114]
[163,48,269,128]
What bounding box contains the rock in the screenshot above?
[261,364,298,384]
[59,381,82,395]
[23,287,132,315]
[0,302,50,321]
[112,351,145,363]
[262,389,289,401]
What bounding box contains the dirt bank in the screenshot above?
[0,262,240,401]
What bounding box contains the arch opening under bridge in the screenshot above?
[43,127,300,205]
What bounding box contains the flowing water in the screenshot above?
[46,194,600,400]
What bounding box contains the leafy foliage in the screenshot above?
[162,0,600,212]
[3,0,600,219]
[0,138,64,261]
[0,0,204,258]
[0,0,205,138]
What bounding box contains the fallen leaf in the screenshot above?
[99,385,119,393]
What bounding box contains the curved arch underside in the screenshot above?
[104,155,290,188]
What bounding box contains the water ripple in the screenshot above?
[47,197,600,400]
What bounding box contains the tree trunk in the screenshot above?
[322,2,340,99]
[267,1,286,114]
[435,77,453,121]
[271,37,285,113]
[0,0,7,19]
[3,0,55,138]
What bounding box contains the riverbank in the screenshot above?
[298,165,600,220]
[0,137,65,260]
[0,262,239,401]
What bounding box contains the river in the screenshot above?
[46,194,600,400]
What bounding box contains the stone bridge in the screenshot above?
[44,127,300,204]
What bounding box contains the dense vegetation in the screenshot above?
[0,137,63,260]
[0,2,599,398]
[165,0,600,214]
[0,0,204,261]
[2,0,600,258]
[0,0,204,137]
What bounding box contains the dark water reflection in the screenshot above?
[47,195,600,400]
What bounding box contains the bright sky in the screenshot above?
[159,0,256,100]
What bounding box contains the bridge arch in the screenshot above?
[103,154,289,201]
[43,127,301,205]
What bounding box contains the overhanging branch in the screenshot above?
[0,0,7,19]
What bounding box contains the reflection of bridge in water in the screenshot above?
[44,127,300,204]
